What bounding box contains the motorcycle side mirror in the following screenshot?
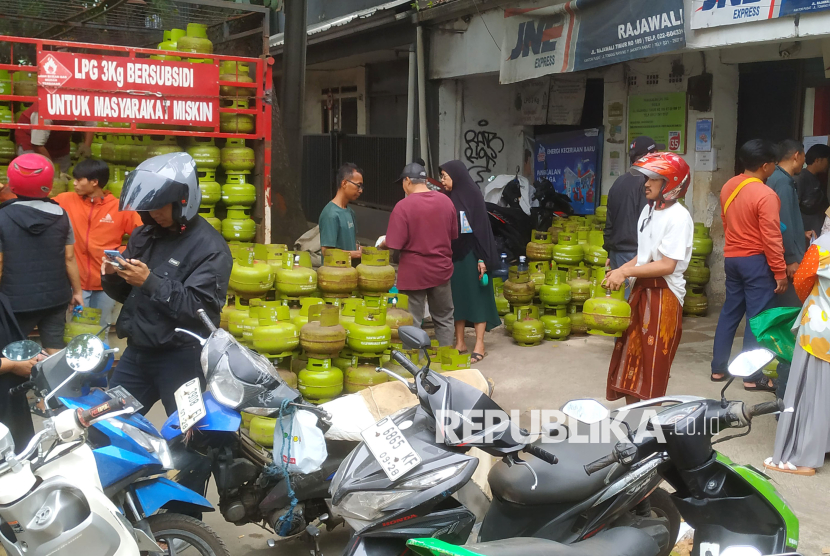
[561,399,609,424]
[727,349,775,378]
[2,340,43,361]
[65,334,106,373]
[398,326,431,351]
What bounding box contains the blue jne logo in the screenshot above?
[699,0,760,10]
[507,16,564,61]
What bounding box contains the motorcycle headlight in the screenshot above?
[333,491,411,521]
[113,421,174,470]
[398,462,469,489]
[208,352,245,408]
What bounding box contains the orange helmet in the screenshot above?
[631,152,690,208]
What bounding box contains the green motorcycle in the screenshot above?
[405,349,800,556]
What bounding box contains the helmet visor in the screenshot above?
[120,169,189,213]
[630,166,665,181]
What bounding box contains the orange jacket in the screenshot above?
[55,192,143,291]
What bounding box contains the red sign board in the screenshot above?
[37,51,220,127]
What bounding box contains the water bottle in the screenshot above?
[517,255,528,273]
[492,253,510,281]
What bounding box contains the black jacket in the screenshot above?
[102,216,232,350]
[603,172,647,253]
[0,199,72,312]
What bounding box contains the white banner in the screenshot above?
[547,75,586,125]
[521,78,550,125]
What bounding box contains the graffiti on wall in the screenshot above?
[464,119,505,184]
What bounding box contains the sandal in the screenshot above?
[470,352,486,364]
[710,373,727,382]
[763,458,816,476]
[744,377,777,392]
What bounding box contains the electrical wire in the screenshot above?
[471,0,501,52]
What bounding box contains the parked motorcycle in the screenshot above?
[160,310,356,542]
[0,383,161,556]
[3,334,228,556]
[401,348,800,556]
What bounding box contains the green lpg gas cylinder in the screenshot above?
[503,266,535,306]
[198,170,221,206]
[692,225,714,257]
[145,135,182,158]
[252,304,300,355]
[229,250,274,299]
[553,232,584,265]
[219,61,254,98]
[684,257,710,286]
[528,261,548,294]
[683,287,708,317]
[249,416,276,447]
[276,253,318,297]
[512,305,544,347]
[567,266,593,304]
[339,297,364,327]
[178,23,214,56]
[240,303,264,347]
[299,358,344,404]
[292,297,324,329]
[526,230,554,261]
[345,359,388,393]
[129,135,149,166]
[228,303,250,339]
[0,131,15,164]
[220,99,255,134]
[585,231,608,266]
[385,293,414,339]
[220,138,256,172]
[357,247,396,294]
[199,206,221,232]
[63,308,103,344]
[222,207,256,242]
[300,305,346,357]
[187,137,220,169]
[346,305,391,354]
[220,296,248,332]
[317,249,358,296]
[568,304,587,335]
[584,288,631,337]
[541,307,571,340]
[539,270,571,307]
[12,71,37,97]
[333,350,357,372]
[493,278,510,316]
[222,172,256,206]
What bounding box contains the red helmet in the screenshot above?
[631,152,690,207]
[8,154,54,198]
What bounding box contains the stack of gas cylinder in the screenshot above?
[684,223,713,317]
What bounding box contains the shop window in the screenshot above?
[628,75,637,87]
[321,86,360,134]
[669,74,683,84]
[646,74,659,86]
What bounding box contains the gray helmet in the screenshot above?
[120,152,201,226]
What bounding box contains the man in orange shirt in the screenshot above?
[711,139,787,389]
[55,159,142,327]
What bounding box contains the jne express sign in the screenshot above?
[37,51,220,127]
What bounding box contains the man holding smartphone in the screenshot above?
[101,153,232,416]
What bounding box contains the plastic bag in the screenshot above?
[275,409,327,474]
[749,306,801,363]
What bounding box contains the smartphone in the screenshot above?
[104,250,127,270]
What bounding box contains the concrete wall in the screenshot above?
[302,67,367,135]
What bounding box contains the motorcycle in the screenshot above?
[3,333,228,556]
[159,310,357,542]
[0,378,161,556]
[401,348,800,556]
[327,325,684,556]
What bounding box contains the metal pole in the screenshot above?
[416,25,429,173]
[454,79,463,161]
[405,44,416,164]
[282,0,307,181]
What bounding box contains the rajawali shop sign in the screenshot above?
[37,52,219,126]
[691,0,830,29]
[500,0,685,84]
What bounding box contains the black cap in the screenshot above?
[629,136,664,161]
[395,162,428,184]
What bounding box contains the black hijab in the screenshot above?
[440,160,499,270]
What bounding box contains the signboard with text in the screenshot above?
[500,0,685,84]
[37,51,219,127]
[533,128,602,215]
[691,0,830,29]
[628,93,688,155]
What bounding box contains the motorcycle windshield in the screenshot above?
[418,372,524,453]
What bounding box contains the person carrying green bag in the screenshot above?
[749,306,801,364]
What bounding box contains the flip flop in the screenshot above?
[470,352,485,364]
[710,373,727,382]
[744,378,777,392]
[763,458,816,476]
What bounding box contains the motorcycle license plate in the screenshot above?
[174,378,206,433]
[361,417,422,481]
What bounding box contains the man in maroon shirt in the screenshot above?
[380,163,458,346]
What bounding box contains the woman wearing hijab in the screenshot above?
[439,160,501,363]
[604,153,693,403]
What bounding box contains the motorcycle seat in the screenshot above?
[461,527,660,556]
[488,437,627,505]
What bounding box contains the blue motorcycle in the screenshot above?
[3,333,229,556]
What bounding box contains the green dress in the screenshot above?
[450,251,501,331]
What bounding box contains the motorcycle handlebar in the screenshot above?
[9,381,35,396]
[391,349,422,376]
[525,444,558,465]
[75,397,127,428]
[746,399,784,420]
[197,309,218,333]
[584,452,619,475]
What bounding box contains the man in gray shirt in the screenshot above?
[796,144,830,238]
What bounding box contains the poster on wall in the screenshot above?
[533,128,603,215]
[628,92,688,154]
[695,119,712,152]
[500,0,685,84]
[691,0,830,29]
[521,78,550,125]
[547,75,586,125]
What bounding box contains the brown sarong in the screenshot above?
[607,277,683,401]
